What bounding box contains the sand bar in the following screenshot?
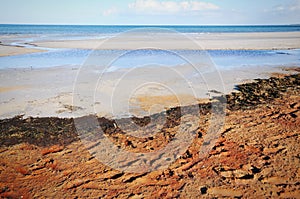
[31,32,300,50]
[1,32,299,57]
[0,44,43,57]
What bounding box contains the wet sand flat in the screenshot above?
[31,32,300,50]
[0,64,296,119]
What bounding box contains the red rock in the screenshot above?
[262,177,291,185]
[233,169,252,179]
[208,187,243,197]
[64,179,90,190]
[0,191,19,198]
[15,166,30,175]
[280,190,300,198]
[263,146,285,154]
[41,145,64,155]
[220,171,234,178]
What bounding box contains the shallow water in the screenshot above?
[0,48,299,71]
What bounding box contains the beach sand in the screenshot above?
[0,44,43,57]
[0,64,295,119]
[0,32,300,57]
[31,32,300,50]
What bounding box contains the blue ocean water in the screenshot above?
[1,24,300,35]
[0,24,300,70]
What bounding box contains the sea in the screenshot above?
[1,24,300,35]
[0,24,300,70]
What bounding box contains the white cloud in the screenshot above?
[189,1,219,11]
[103,7,118,16]
[128,0,219,13]
[273,0,300,12]
[289,0,300,11]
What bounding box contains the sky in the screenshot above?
[0,0,300,25]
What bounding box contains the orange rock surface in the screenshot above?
[0,73,299,198]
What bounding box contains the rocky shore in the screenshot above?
[0,70,299,198]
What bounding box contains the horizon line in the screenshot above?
[1,23,299,26]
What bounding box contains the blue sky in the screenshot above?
[0,0,300,25]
